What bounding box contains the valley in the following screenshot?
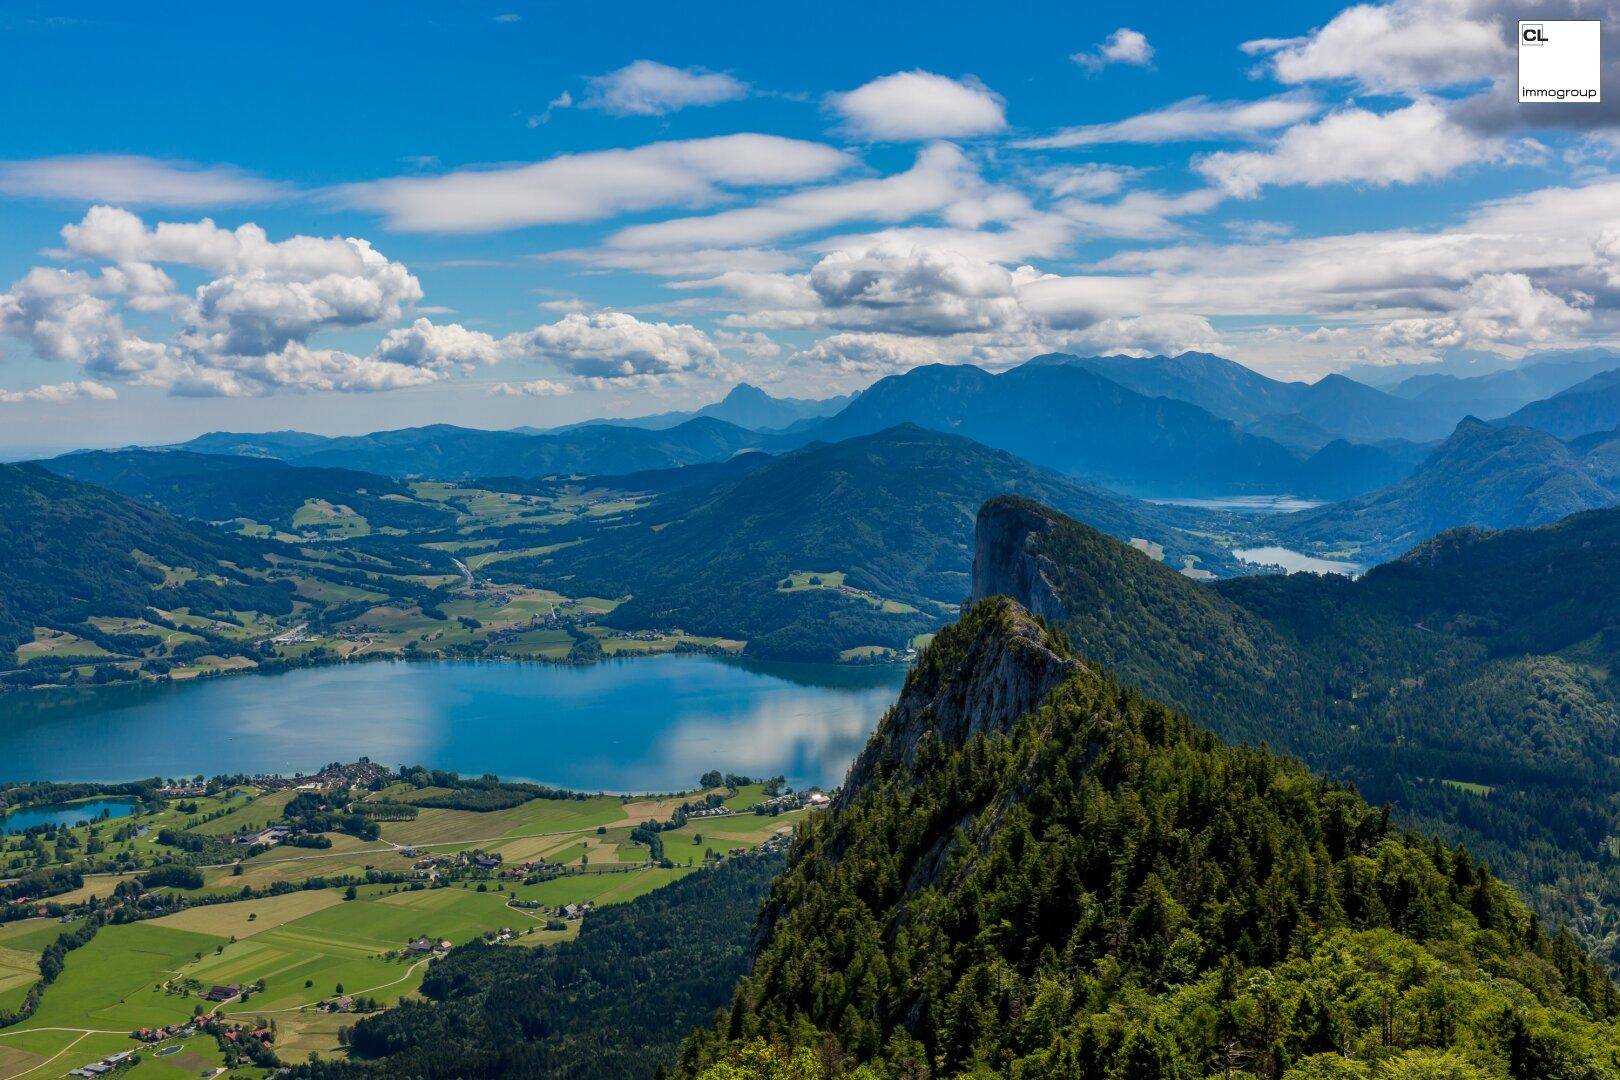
[6,350,1620,1078]
[0,764,806,1078]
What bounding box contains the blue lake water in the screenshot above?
[1233,546,1363,576]
[3,798,137,833]
[0,657,907,792]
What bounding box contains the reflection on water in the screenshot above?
[0,657,907,792]
[1234,546,1362,576]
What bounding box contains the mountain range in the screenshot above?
[502,425,1241,660]
[802,361,1315,496]
[1038,351,1455,445]
[1391,350,1620,414]
[534,382,852,434]
[167,417,775,480]
[1502,367,1620,439]
[1271,418,1620,561]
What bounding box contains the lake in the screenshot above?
[1147,495,1325,514]
[1233,546,1363,576]
[0,657,908,793]
[2,798,137,834]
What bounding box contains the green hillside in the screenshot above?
[971,495,1620,968]
[42,449,455,535]
[506,425,1242,660]
[679,599,1619,1077]
[0,462,295,661]
[1272,419,1620,562]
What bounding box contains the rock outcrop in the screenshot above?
[838,594,1078,806]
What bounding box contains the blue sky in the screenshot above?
[2,0,1618,447]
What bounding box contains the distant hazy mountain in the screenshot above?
[801,362,1307,497]
[1339,347,1527,388]
[501,425,1241,660]
[1291,437,1431,500]
[168,417,775,480]
[41,449,454,533]
[1038,352,1455,445]
[1033,351,1304,423]
[1272,418,1620,561]
[171,430,334,459]
[1388,352,1620,417]
[535,383,852,435]
[1501,368,1620,439]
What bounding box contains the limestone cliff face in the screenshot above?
[839,593,1078,807]
[968,495,1071,622]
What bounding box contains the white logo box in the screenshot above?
[1519,20,1602,103]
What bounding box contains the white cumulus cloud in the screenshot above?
[503,311,723,384]
[1243,0,1508,93]
[788,332,943,376]
[806,244,1028,334]
[0,380,118,404]
[828,71,1005,141]
[581,60,748,116]
[1196,101,1505,197]
[490,379,571,397]
[372,319,504,370]
[1072,28,1154,72]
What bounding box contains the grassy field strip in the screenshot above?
[249,957,432,1017]
[0,1029,87,1080]
[210,820,650,874]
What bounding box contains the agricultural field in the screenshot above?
[0,767,800,1071]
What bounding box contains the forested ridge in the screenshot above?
[678,599,1620,1078]
[42,449,455,532]
[973,495,1620,970]
[0,462,293,658]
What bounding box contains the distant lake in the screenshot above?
[1234,546,1363,576]
[0,657,907,793]
[1148,495,1325,514]
[3,798,136,834]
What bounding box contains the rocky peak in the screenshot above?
[839,594,1078,804]
[968,495,1071,622]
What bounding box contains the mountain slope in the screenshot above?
[0,463,293,659]
[805,362,1304,496]
[1392,352,1620,415]
[41,450,454,534]
[294,418,769,479]
[1272,418,1620,561]
[503,426,1240,660]
[680,597,1619,1077]
[968,495,1620,967]
[1035,350,1305,423]
[1042,352,1455,444]
[1503,368,1620,438]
